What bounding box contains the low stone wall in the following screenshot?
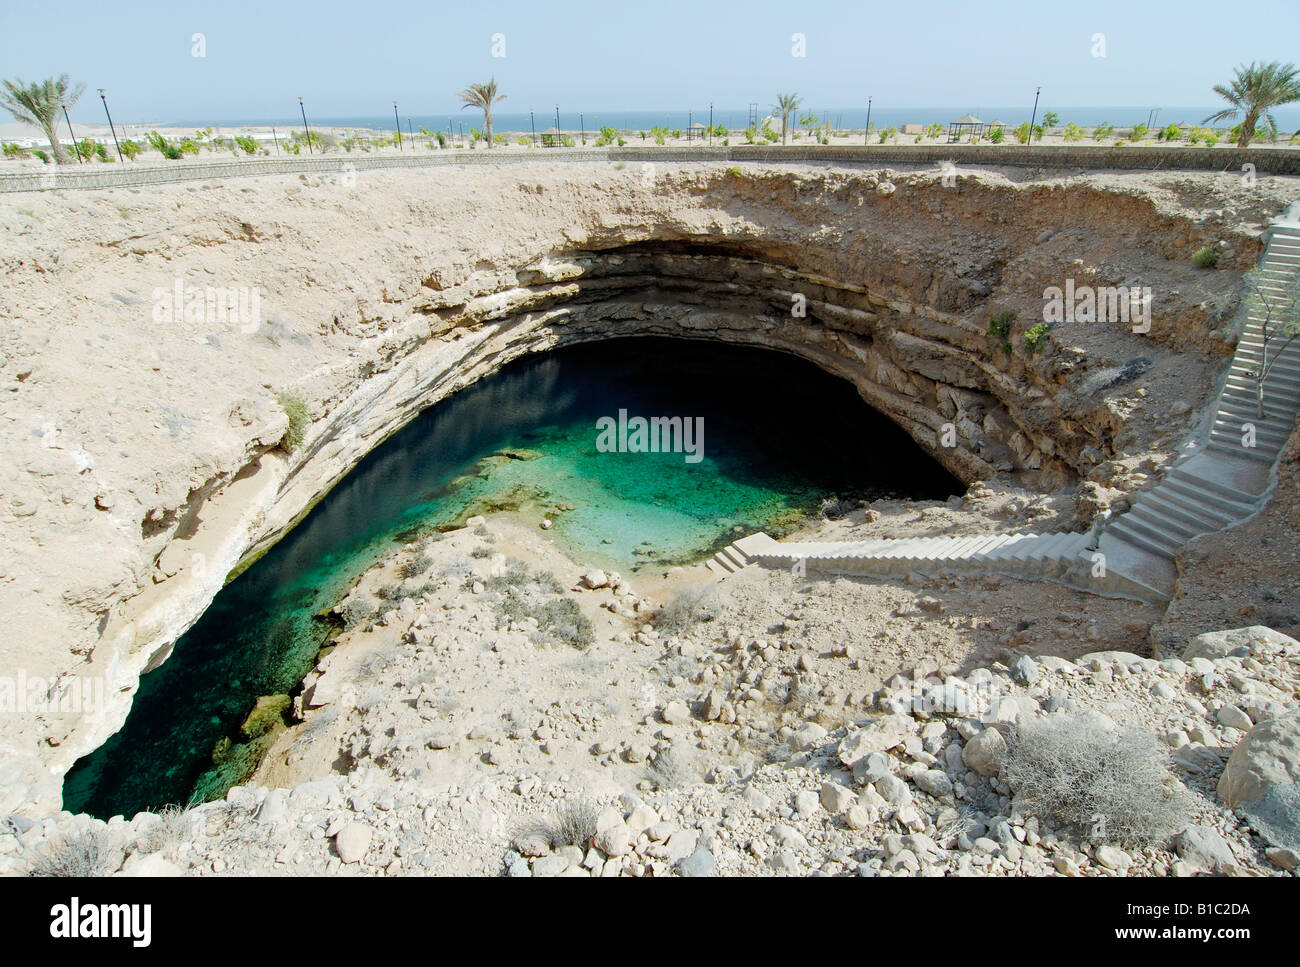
[4,143,1297,193]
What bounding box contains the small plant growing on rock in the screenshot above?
[987,311,1015,354]
[549,799,598,849]
[1022,322,1051,353]
[653,585,721,635]
[1001,712,1192,847]
[399,552,432,579]
[339,596,378,631]
[29,826,117,876]
[1191,245,1218,268]
[277,392,308,451]
[647,747,697,789]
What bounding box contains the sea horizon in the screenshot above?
[110,104,1300,135]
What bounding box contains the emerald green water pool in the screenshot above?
[63,337,959,818]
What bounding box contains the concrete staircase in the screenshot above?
[708,208,1300,604]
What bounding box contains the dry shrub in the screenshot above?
[1001,712,1192,846]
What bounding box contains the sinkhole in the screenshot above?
[64,335,960,818]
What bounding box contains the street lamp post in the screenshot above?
[864,97,872,144]
[98,89,123,162]
[1029,86,1042,142]
[580,112,585,145]
[709,102,713,144]
[298,97,313,155]
[529,110,536,147]
[393,101,402,150]
[408,117,414,150]
[554,104,560,145]
[61,102,82,162]
[1147,108,1160,130]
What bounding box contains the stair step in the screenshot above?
[1206,439,1275,463]
[1104,520,1179,560]
[1161,476,1256,518]
[1142,491,1234,530]
[1166,467,1258,505]
[1211,418,1292,441]
[1126,504,1202,541]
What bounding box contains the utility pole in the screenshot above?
[98,90,123,162]
[298,97,313,154]
[62,102,82,162]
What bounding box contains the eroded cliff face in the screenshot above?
[0,161,1292,811]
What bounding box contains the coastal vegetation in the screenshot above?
[458,77,505,148]
[1206,60,1300,147]
[0,74,84,164]
[775,92,800,145]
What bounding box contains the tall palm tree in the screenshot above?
[775,92,801,145]
[458,77,506,148]
[1,75,85,164]
[1204,61,1300,148]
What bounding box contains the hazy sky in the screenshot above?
[3,0,1298,123]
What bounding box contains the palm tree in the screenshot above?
[1204,61,1300,148]
[458,77,506,148]
[1,74,85,164]
[775,92,801,145]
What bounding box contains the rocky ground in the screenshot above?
[5,489,1297,878]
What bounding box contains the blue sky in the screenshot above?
[3,0,1299,124]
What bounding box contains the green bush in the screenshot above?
[1191,245,1218,268]
[1092,121,1115,141]
[988,311,1015,353]
[1062,123,1084,143]
[517,135,530,146]
[3,142,26,159]
[1014,122,1031,144]
[594,125,618,146]
[1159,123,1182,142]
[120,139,140,160]
[987,125,1005,143]
[651,126,668,145]
[277,392,308,451]
[147,130,183,159]
[1022,323,1050,352]
[234,135,258,155]
[33,149,49,163]
[1130,124,1149,141]
[924,123,944,139]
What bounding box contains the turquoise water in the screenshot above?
[62,337,959,818]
